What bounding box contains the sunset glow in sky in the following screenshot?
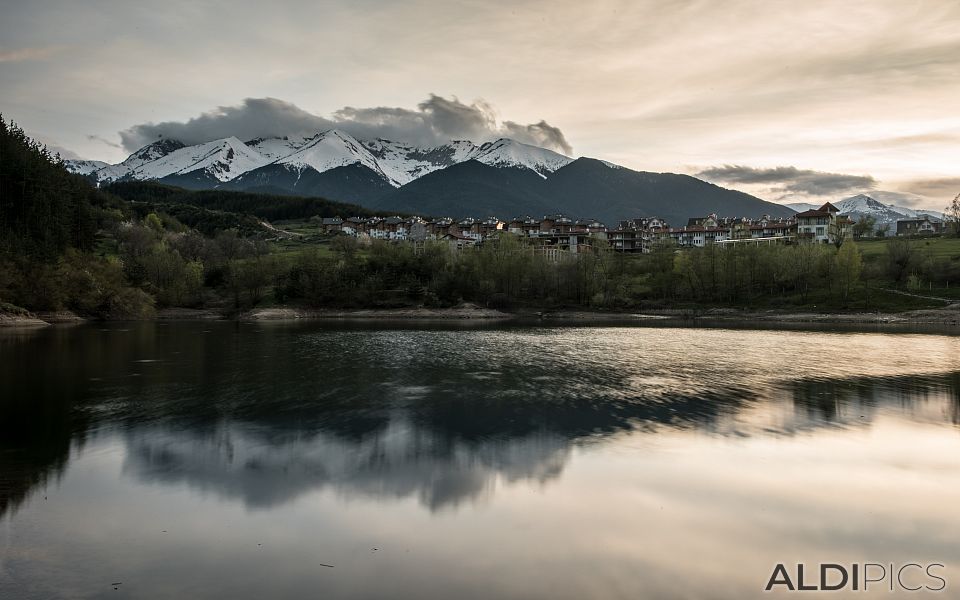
[1,0,957,208]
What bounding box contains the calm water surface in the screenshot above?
[2,322,959,599]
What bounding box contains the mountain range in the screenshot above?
[786,195,944,234]
[66,130,794,226]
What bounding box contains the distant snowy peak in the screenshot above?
[129,137,268,182]
[834,194,892,215]
[835,194,945,220]
[467,139,573,177]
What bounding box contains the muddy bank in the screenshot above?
[524,304,960,325]
[156,307,226,320]
[35,310,86,324]
[0,312,49,327]
[241,303,511,321]
[696,305,960,325]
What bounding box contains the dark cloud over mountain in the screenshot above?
[898,177,960,200]
[120,95,572,155]
[696,165,877,196]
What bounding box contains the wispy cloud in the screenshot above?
[0,46,61,63]
[86,134,122,149]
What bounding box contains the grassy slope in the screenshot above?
[858,237,960,303]
[857,236,960,261]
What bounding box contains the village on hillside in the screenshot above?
[318,202,949,255]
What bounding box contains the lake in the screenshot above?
[2,321,959,598]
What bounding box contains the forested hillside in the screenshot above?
[0,117,106,260]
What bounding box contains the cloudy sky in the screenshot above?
[1,0,958,209]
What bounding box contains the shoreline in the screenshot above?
[240,304,960,325]
[4,303,960,327]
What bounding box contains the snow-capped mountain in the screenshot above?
[786,194,944,234]
[63,130,791,224]
[65,131,574,191]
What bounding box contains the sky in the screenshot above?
[1,0,958,209]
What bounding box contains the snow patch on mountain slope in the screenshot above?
[273,130,385,178]
[129,137,268,182]
[361,138,443,185]
[246,135,313,162]
[467,138,573,177]
[64,160,110,176]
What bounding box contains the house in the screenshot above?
[382,216,409,240]
[688,214,719,229]
[749,219,796,239]
[609,217,669,252]
[795,202,841,243]
[320,217,343,234]
[572,218,608,239]
[667,225,730,247]
[608,227,640,252]
[409,221,429,241]
[897,215,941,236]
[441,231,477,251]
[342,216,366,236]
[508,216,540,237]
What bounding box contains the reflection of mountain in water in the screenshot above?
[2,323,959,516]
[123,422,570,511]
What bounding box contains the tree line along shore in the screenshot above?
[3,117,960,327]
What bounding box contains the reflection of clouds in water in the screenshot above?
[122,418,569,511]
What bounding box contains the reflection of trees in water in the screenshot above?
[947,372,960,425]
[3,322,959,518]
[0,328,94,518]
[787,372,960,428]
